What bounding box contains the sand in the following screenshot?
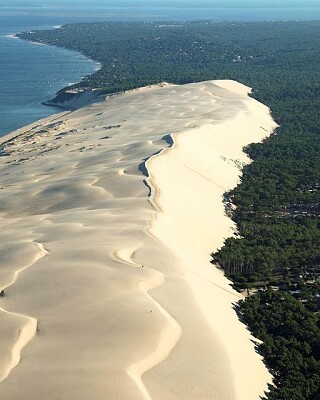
[0,80,277,399]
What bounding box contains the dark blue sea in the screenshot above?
[1,1,320,137]
[0,17,99,137]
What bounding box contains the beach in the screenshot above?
[0,80,277,399]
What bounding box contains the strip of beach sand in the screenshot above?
[0,80,277,400]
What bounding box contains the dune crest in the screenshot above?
[0,81,276,399]
[146,82,277,399]
[0,241,47,382]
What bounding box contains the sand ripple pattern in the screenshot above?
[0,81,277,399]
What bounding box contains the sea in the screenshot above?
[1,1,320,137]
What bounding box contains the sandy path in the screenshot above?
[0,81,276,399]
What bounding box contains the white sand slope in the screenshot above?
[0,80,277,400]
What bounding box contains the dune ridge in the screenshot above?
[0,80,276,399]
[114,245,182,400]
[144,80,277,399]
[0,241,47,382]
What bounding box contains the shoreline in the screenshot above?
[14,27,103,97]
[1,28,101,138]
[0,80,276,399]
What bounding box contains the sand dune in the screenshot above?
[0,81,277,399]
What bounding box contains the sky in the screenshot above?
[1,0,319,7]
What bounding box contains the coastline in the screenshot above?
[15,27,103,97]
[0,29,101,137]
[0,80,276,399]
[14,28,103,104]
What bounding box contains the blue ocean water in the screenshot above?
[0,16,100,137]
[1,3,320,137]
